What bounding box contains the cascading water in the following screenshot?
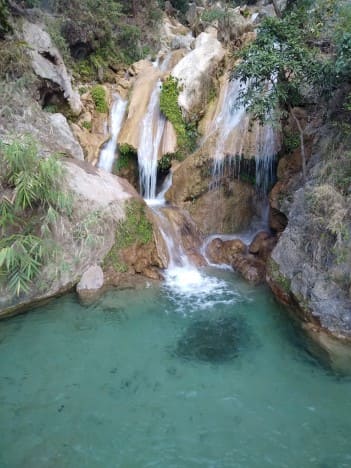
[97,94,127,173]
[209,78,249,189]
[138,80,166,200]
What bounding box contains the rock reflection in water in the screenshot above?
[175,315,248,363]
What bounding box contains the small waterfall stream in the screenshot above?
[138,80,166,200]
[98,94,127,172]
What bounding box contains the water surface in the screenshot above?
[1,269,351,467]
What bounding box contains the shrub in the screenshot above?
[160,77,198,155]
[91,85,108,113]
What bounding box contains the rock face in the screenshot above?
[22,20,82,115]
[267,124,351,340]
[171,30,225,118]
[166,148,256,234]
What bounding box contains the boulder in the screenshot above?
[206,238,246,264]
[249,230,277,261]
[77,265,104,303]
[22,21,82,115]
[232,253,266,284]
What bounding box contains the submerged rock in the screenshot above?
[175,315,248,363]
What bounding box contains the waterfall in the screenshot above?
[255,124,278,193]
[210,78,249,189]
[97,95,127,172]
[208,77,279,193]
[138,80,166,201]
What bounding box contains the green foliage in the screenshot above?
[0,235,46,296]
[115,144,136,172]
[0,0,12,39]
[201,8,226,23]
[158,151,185,172]
[170,0,189,14]
[79,86,88,95]
[283,131,300,153]
[232,11,319,123]
[91,86,108,113]
[0,137,71,296]
[0,40,32,81]
[82,120,92,131]
[160,77,197,155]
[104,200,153,273]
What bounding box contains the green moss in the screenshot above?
[268,258,291,293]
[82,120,92,131]
[158,151,185,172]
[104,200,153,272]
[91,85,108,113]
[114,143,137,172]
[160,77,197,156]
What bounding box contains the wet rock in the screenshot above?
[232,253,266,284]
[77,265,104,303]
[175,315,248,363]
[249,231,277,261]
[206,238,246,265]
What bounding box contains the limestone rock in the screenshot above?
[171,31,225,118]
[22,21,82,115]
[77,265,104,303]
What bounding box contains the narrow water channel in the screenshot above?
[1,269,350,467]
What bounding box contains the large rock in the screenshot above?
[171,30,225,118]
[206,238,246,264]
[0,160,165,319]
[22,21,82,115]
[76,265,104,303]
[49,114,84,160]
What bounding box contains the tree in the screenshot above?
[232,9,324,180]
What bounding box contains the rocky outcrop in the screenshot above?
[22,20,82,115]
[0,160,165,319]
[267,123,351,340]
[171,30,225,118]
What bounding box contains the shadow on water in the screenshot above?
[173,314,252,364]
